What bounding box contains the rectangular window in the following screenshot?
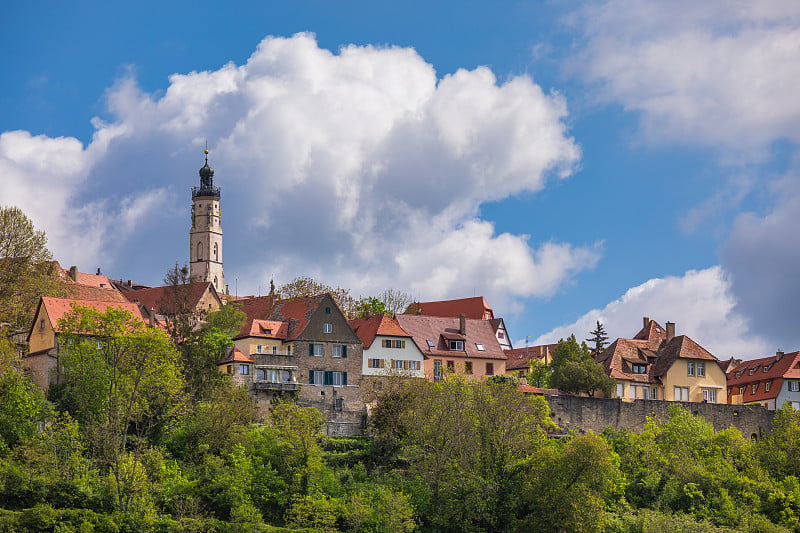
[272,345,278,355]
[325,306,331,314]
[239,364,249,375]
[752,383,759,394]
[790,381,799,392]
[309,343,323,357]
[447,360,455,371]
[630,386,636,399]
[449,340,464,350]
[383,339,391,348]
[333,345,348,358]
[697,362,705,377]
[702,389,717,403]
[325,371,347,387]
[642,387,649,400]
[632,364,647,374]
[256,368,266,381]
[287,345,292,355]
[394,359,404,370]
[465,361,473,374]
[383,339,406,348]
[674,386,689,401]
[426,339,435,348]
[226,365,233,375]
[476,343,485,351]
[434,360,443,380]
[651,387,658,400]
[323,323,332,334]
[267,369,280,382]
[616,383,624,397]
[739,386,745,395]
[310,370,323,385]
[687,362,695,376]
[368,358,381,368]
[486,363,494,376]
[256,344,263,354]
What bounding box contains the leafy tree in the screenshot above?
[270,402,326,495]
[278,276,357,318]
[57,305,184,511]
[355,289,413,318]
[550,335,616,397]
[587,320,610,358]
[0,206,65,333]
[523,359,552,388]
[0,367,47,454]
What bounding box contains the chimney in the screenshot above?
[96,267,102,275]
[69,266,78,282]
[459,313,466,336]
[666,322,675,342]
[127,280,133,287]
[776,350,785,362]
[643,316,650,329]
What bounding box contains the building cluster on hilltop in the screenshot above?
[19,153,800,433]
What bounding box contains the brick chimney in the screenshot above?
[96,267,102,275]
[69,265,78,282]
[776,350,785,362]
[666,322,675,342]
[459,313,466,336]
[643,316,650,329]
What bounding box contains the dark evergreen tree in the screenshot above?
[587,320,610,358]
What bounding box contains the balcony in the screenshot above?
[254,381,300,392]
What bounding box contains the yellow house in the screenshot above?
[596,318,726,403]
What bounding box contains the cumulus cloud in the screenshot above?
[719,177,800,349]
[1,33,596,307]
[533,267,770,359]
[568,0,800,151]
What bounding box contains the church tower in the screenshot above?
[190,149,224,292]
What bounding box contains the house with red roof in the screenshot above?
[504,344,559,376]
[726,350,800,410]
[229,293,364,418]
[121,281,222,318]
[395,313,506,380]
[349,314,425,379]
[24,296,148,391]
[404,296,513,350]
[596,317,726,403]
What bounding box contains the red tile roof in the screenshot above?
[504,344,559,371]
[726,351,800,403]
[518,384,560,395]
[218,347,255,365]
[30,297,144,339]
[122,282,217,314]
[404,296,494,320]
[236,294,328,340]
[349,314,411,349]
[395,314,506,360]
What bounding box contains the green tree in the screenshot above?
[523,359,552,388]
[0,206,64,333]
[57,305,184,511]
[550,335,615,397]
[278,276,357,318]
[355,289,413,318]
[586,320,610,358]
[270,402,326,495]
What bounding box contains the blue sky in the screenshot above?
[3,1,799,360]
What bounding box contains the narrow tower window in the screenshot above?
[214,242,219,261]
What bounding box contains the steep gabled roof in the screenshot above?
[727,351,800,403]
[236,294,330,341]
[28,297,144,340]
[504,344,559,371]
[395,314,506,360]
[597,338,660,383]
[349,314,411,349]
[405,296,494,320]
[122,282,218,315]
[632,319,667,343]
[651,335,719,377]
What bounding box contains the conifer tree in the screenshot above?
[586,320,609,358]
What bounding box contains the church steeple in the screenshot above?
[190,148,224,292]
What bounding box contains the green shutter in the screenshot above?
[341,345,347,358]
[309,343,314,356]
[324,371,332,386]
[343,372,348,386]
[309,371,315,385]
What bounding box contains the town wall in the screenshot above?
[544,395,774,439]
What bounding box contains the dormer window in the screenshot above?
[749,367,757,375]
[449,340,464,351]
[765,380,772,392]
[632,364,647,374]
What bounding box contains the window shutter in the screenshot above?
[324,371,332,386]
[343,372,348,386]
[404,360,409,370]
[309,343,314,356]
[380,359,384,368]
[309,371,315,384]
[342,345,347,358]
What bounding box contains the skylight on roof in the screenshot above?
[426,339,435,348]
[476,343,485,351]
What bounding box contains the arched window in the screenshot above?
[214,242,219,261]
[197,242,203,260]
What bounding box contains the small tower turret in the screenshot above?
[190,149,224,292]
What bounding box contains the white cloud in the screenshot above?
[1,33,596,307]
[569,0,800,150]
[533,267,770,360]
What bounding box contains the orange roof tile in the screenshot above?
[405,296,494,320]
[218,347,255,365]
[349,314,411,349]
[122,282,217,314]
[504,344,559,371]
[395,314,506,360]
[34,297,144,337]
[236,294,328,341]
